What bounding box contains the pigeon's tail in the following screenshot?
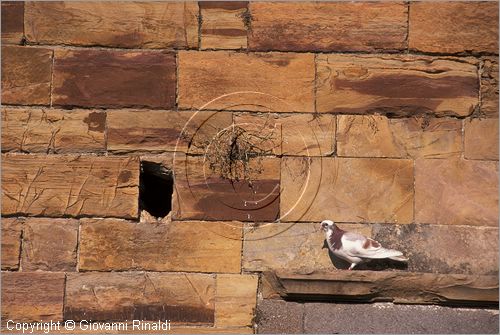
[366,248,408,261]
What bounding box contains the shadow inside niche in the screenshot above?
[322,240,409,271]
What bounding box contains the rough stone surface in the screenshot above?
[65,272,215,324]
[173,156,280,221]
[256,299,304,334]
[281,157,413,223]
[465,118,499,160]
[235,113,336,156]
[200,1,247,50]
[178,51,315,112]
[1,46,53,105]
[22,218,78,272]
[481,57,499,117]
[373,224,498,275]
[248,2,407,52]
[337,115,462,158]
[1,272,65,322]
[1,1,24,44]
[243,223,371,273]
[25,2,198,48]
[409,2,499,54]
[1,108,106,153]
[52,49,176,108]
[215,274,258,327]
[107,110,232,154]
[316,54,479,117]
[79,219,242,273]
[303,303,499,334]
[415,159,498,226]
[1,218,23,270]
[1,154,140,218]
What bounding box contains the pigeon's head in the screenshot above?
[320,220,336,232]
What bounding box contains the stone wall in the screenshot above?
[1,1,498,334]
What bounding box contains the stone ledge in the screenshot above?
[263,270,498,306]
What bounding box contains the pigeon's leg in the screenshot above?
[348,263,357,270]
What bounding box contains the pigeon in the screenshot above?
[320,220,408,270]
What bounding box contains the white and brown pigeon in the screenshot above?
[320,220,408,270]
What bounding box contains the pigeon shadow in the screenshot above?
[322,240,408,271]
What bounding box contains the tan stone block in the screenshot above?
[215,274,258,327]
[173,156,280,221]
[465,118,499,160]
[248,2,407,52]
[1,154,139,218]
[281,157,413,223]
[1,108,106,153]
[373,224,498,275]
[25,2,198,48]
[53,49,176,109]
[178,51,315,112]
[337,115,462,159]
[316,54,478,117]
[1,1,24,44]
[1,46,53,105]
[1,272,65,322]
[409,2,499,54]
[235,113,336,156]
[415,159,498,226]
[65,272,215,324]
[243,222,371,273]
[1,218,22,270]
[79,219,242,273]
[107,110,232,154]
[22,218,78,271]
[481,57,499,117]
[201,2,247,50]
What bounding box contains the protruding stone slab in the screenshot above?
[280,157,413,223]
[2,272,65,322]
[25,2,198,48]
[79,219,242,273]
[248,2,407,52]
[53,49,176,109]
[1,154,140,218]
[65,272,215,324]
[215,274,258,327]
[415,159,498,226]
[1,218,23,270]
[409,2,499,54]
[465,118,499,160]
[316,54,479,117]
[1,108,106,153]
[337,115,462,158]
[1,46,53,105]
[22,218,78,271]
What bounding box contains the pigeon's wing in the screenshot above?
[341,232,404,260]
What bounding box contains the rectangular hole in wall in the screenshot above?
[139,161,173,219]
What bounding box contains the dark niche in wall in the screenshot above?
[139,161,173,218]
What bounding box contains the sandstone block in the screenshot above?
[79,219,242,273]
[22,218,78,271]
[52,49,176,108]
[248,2,407,52]
[281,157,413,223]
[337,115,462,158]
[465,118,499,160]
[415,159,498,226]
[409,2,499,54]
[481,57,499,117]
[65,272,215,324]
[1,154,139,218]
[1,46,53,105]
[1,218,22,270]
[215,274,258,327]
[2,272,65,322]
[178,51,315,112]
[25,2,198,48]
[1,108,106,153]
[1,1,24,44]
[200,2,248,50]
[316,54,479,117]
